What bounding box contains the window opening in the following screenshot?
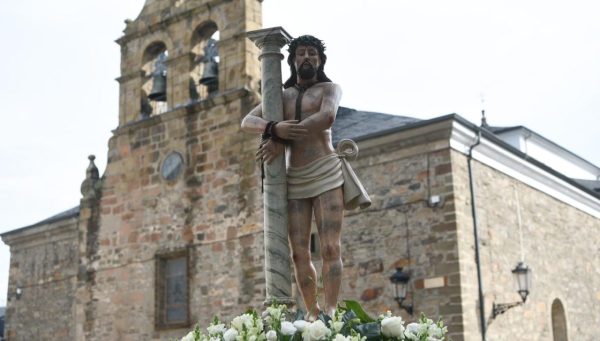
[156,253,189,328]
[551,299,568,341]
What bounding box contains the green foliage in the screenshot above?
[353,322,381,341]
[343,300,376,323]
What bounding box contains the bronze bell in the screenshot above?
[199,61,218,86]
[148,52,168,102]
[148,73,167,101]
[199,38,219,92]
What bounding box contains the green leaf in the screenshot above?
[339,310,359,336]
[353,322,381,341]
[342,310,358,324]
[343,300,376,323]
[317,311,332,326]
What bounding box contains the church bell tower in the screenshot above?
[75,1,266,339]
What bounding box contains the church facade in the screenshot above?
[2,1,599,340]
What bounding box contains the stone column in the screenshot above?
[247,27,294,306]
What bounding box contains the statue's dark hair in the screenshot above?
[283,35,332,89]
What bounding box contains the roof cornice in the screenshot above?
[1,215,79,247]
[450,118,600,218]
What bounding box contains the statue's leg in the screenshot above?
[313,186,344,317]
[288,198,320,319]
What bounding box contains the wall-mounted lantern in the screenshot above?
[491,261,532,319]
[389,267,413,315]
[15,287,22,300]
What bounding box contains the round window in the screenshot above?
[161,152,184,181]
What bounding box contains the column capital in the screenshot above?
[246,26,293,50]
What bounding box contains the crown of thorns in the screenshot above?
[288,35,326,54]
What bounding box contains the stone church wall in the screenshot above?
[83,91,264,340]
[334,137,464,340]
[3,218,79,340]
[451,150,600,341]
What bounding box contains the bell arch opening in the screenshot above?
[141,41,169,117]
[190,21,220,101]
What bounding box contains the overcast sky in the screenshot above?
[1,0,599,306]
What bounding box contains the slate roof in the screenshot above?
[0,205,79,237]
[484,125,522,134]
[331,107,421,146]
[572,179,600,195]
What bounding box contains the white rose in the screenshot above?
[381,316,405,338]
[223,328,238,341]
[333,334,349,341]
[303,320,331,341]
[231,314,254,331]
[207,323,226,335]
[404,323,421,341]
[266,330,278,341]
[281,321,297,335]
[181,331,195,341]
[293,320,310,332]
[427,324,443,338]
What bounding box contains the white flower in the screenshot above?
[404,323,422,341]
[303,320,332,341]
[246,329,260,340]
[266,330,278,341]
[248,336,257,341]
[427,324,444,338]
[207,323,227,335]
[333,334,350,341]
[281,321,297,335]
[293,320,310,332]
[181,331,195,341]
[223,328,238,341]
[427,338,442,341]
[209,338,220,341]
[381,316,405,338]
[231,314,254,331]
[331,321,344,333]
[266,306,283,320]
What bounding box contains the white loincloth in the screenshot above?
[287,139,371,210]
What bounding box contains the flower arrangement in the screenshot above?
[179,300,447,341]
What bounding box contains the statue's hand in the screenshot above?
[256,139,285,165]
[273,120,308,140]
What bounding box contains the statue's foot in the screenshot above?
[305,307,320,321]
[325,307,336,318]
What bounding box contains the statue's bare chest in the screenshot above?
[283,87,323,121]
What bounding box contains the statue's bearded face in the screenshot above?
[294,45,321,80]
